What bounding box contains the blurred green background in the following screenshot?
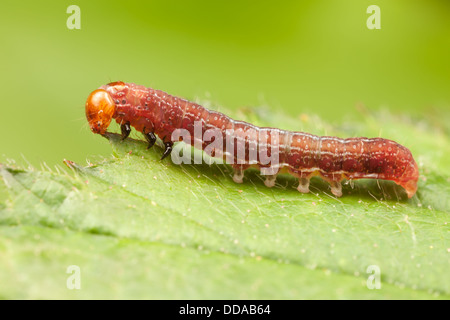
[1,0,449,167]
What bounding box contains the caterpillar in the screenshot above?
[85,81,419,198]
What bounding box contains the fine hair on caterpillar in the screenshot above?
[85,81,419,199]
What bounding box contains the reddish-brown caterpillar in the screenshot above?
[86,81,419,198]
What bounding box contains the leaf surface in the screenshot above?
[1,108,449,299]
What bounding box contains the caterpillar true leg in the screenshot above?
[121,121,131,140]
[161,142,173,160]
[143,128,157,149]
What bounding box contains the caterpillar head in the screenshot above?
[85,89,116,134]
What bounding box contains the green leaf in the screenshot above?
[0,107,449,299]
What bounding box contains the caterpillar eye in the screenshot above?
[85,89,116,134]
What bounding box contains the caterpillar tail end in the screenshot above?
[399,179,418,199]
[398,161,419,199]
